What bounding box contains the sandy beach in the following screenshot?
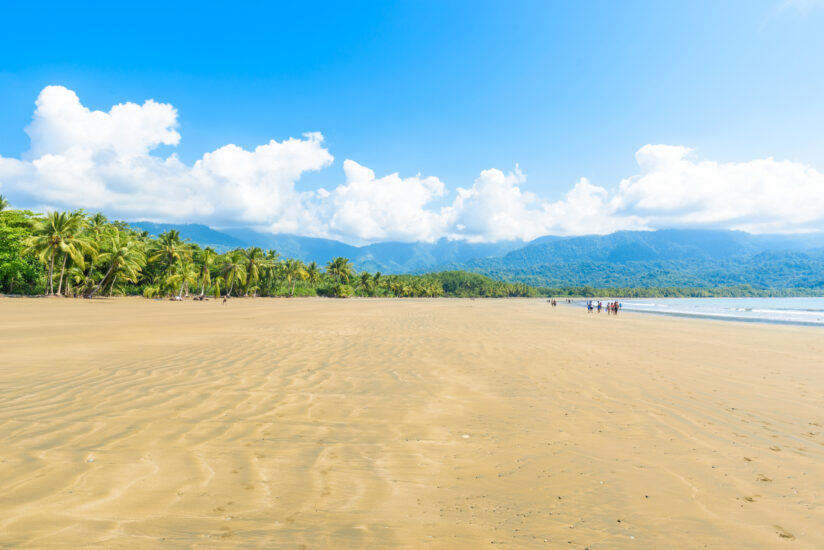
[0,297,822,548]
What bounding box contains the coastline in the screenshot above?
[1,298,822,548]
[573,297,824,327]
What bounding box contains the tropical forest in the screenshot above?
[0,199,538,299]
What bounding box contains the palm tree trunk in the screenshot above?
[86,264,115,298]
[47,253,55,295]
[57,253,68,296]
[109,275,117,297]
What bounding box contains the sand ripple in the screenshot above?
[0,298,822,548]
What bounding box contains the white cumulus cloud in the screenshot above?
[444,146,824,240]
[614,145,824,233]
[25,85,181,158]
[2,86,823,244]
[0,85,333,226]
[446,166,643,241]
[310,159,449,243]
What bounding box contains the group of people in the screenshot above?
[586,300,620,315]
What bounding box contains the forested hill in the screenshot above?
[497,229,824,266]
[128,223,824,291]
[455,252,824,290]
[444,230,824,290]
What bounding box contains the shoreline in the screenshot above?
[567,297,824,328]
[5,294,824,328]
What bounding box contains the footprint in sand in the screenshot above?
[773,525,795,540]
[757,474,772,482]
[769,446,781,452]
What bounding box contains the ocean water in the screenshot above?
[582,297,824,326]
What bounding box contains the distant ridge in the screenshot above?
[499,229,824,265]
[452,230,824,289]
[128,222,523,272]
[127,222,824,289]
[129,222,247,251]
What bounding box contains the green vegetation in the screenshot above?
[0,205,44,295]
[2,206,822,299]
[450,229,824,294]
[459,256,824,296]
[0,208,539,298]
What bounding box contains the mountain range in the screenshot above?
[129,221,523,273]
[129,222,824,290]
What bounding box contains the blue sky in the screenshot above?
[1,1,823,243]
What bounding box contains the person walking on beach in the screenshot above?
[597,301,602,313]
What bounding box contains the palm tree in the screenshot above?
[211,277,224,299]
[306,261,321,287]
[197,247,217,298]
[67,264,95,297]
[140,273,165,299]
[85,230,145,298]
[244,247,266,296]
[0,194,9,212]
[148,230,190,278]
[221,249,247,297]
[357,271,373,295]
[260,250,280,295]
[167,259,199,299]
[142,285,161,299]
[282,258,307,296]
[23,211,94,295]
[326,256,353,284]
[54,211,98,296]
[87,213,108,240]
[78,212,109,284]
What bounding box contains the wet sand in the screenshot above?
[0,297,822,548]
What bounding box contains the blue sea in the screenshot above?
[583,297,824,326]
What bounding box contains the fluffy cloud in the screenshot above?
[25,85,180,158]
[1,86,333,225]
[448,166,541,241]
[310,159,449,243]
[443,145,824,240]
[614,145,824,233]
[2,86,824,244]
[446,167,644,241]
